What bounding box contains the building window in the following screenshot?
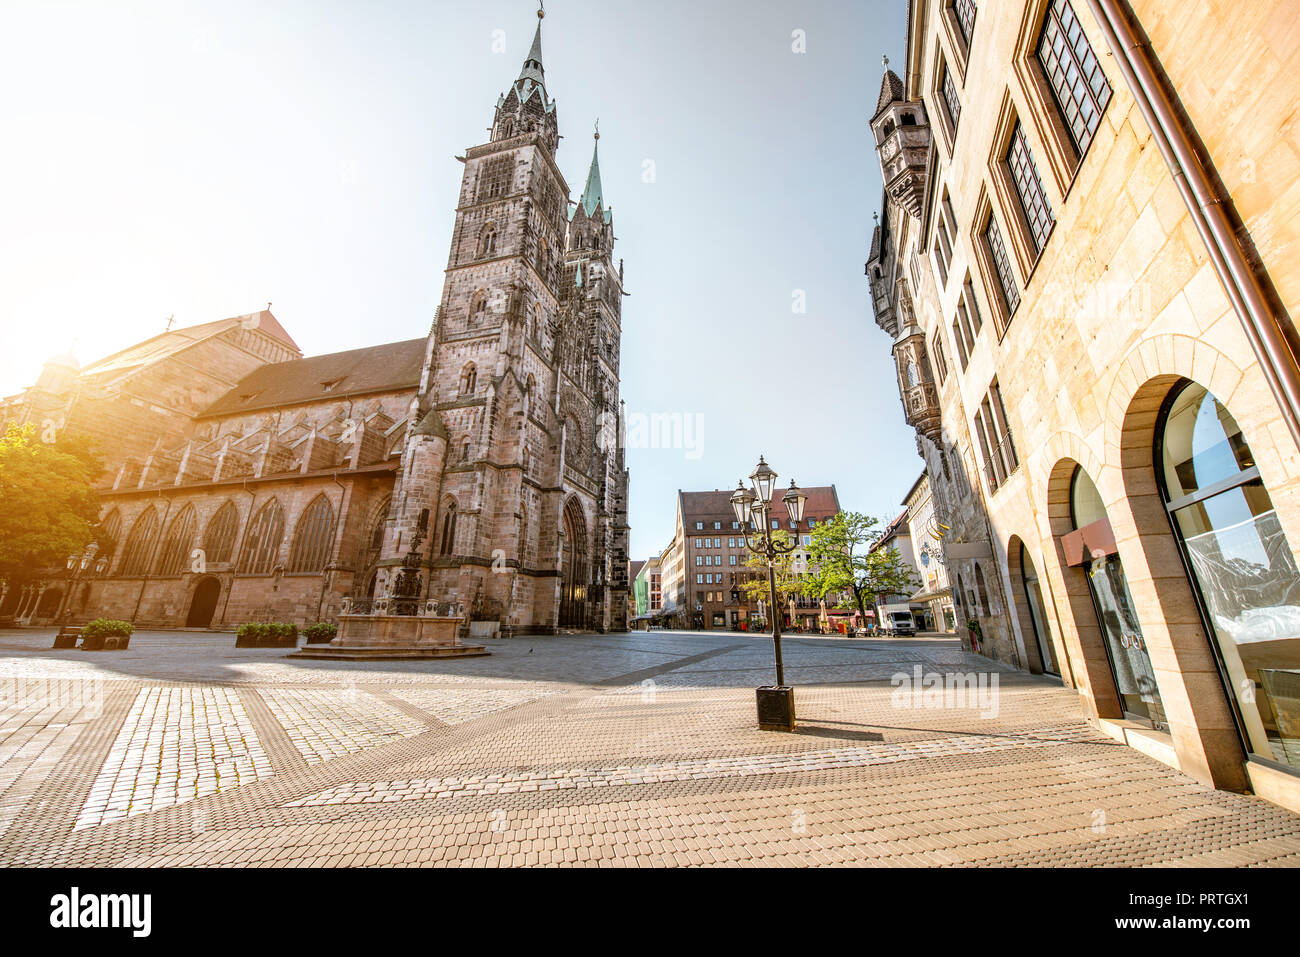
[238,499,285,575]
[1157,380,1300,771]
[963,276,983,334]
[697,574,704,585]
[1037,0,1111,157]
[459,363,478,395]
[940,62,962,134]
[730,555,738,566]
[439,502,459,556]
[951,317,970,371]
[695,538,702,549]
[288,495,336,573]
[696,522,703,531]
[953,0,977,48]
[203,502,239,565]
[477,155,513,202]
[477,224,498,258]
[713,522,721,530]
[696,556,702,567]
[155,506,197,577]
[932,334,949,384]
[1006,122,1055,253]
[119,509,161,577]
[975,380,1019,492]
[984,214,1021,317]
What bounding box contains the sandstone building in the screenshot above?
[868,0,1300,809]
[660,486,841,631]
[0,13,631,637]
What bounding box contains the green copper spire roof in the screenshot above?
[518,22,545,87]
[576,126,611,223]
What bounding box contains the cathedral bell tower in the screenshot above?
[378,5,630,635]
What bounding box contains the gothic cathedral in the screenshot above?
[378,15,631,634]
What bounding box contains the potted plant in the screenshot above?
[81,618,134,651]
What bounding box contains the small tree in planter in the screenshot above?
[81,618,134,651]
[235,622,300,649]
[302,622,338,645]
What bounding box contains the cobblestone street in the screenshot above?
[1,629,1298,867]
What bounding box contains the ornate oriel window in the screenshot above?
[1037,0,1111,157]
[119,508,160,576]
[288,495,336,573]
[238,499,285,575]
[1158,381,1300,770]
[203,502,239,564]
[1006,122,1055,253]
[155,505,197,577]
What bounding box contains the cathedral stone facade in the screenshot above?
[0,15,631,637]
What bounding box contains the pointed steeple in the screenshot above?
[580,123,605,219]
[518,21,545,87]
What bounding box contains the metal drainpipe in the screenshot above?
[1087,0,1300,448]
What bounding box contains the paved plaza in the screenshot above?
[0,629,1298,867]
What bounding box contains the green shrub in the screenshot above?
[302,622,338,644]
[235,622,299,647]
[82,619,134,641]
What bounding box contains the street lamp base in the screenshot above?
[756,686,796,732]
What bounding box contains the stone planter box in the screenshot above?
[235,633,300,649]
[469,620,501,640]
[82,633,131,652]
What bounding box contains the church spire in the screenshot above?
[580,122,605,219]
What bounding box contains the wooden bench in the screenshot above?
[52,626,83,649]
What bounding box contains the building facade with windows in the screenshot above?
[660,487,842,632]
[0,13,631,637]
[868,0,1300,810]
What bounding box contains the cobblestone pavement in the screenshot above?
[0,628,1298,867]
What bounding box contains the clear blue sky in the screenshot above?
[0,0,915,558]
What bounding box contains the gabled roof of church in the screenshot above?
[80,310,301,379]
[873,69,905,120]
[201,338,426,418]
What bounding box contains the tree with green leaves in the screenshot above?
[802,512,920,628]
[738,529,805,623]
[0,423,103,587]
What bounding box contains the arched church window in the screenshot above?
[459,363,477,395]
[119,509,161,577]
[470,291,488,322]
[238,498,285,575]
[440,501,459,556]
[288,494,336,573]
[203,502,239,565]
[478,224,497,258]
[156,505,198,577]
[98,509,123,560]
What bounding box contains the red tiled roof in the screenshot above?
[201,339,426,418]
[679,485,840,534]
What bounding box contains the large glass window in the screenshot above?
[1159,381,1300,771]
[1037,0,1112,157]
[984,215,1020,317]
[1071,468,1167,729]
[1019,542,1059,675]
[1006,123,1055,253]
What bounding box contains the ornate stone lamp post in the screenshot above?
[731,456,807,732]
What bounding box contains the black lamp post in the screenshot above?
[731,456,807,732]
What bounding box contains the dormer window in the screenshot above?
[321,378,344,393]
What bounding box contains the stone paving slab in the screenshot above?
[0,628,1296,867]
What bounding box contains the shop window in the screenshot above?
[1158,380,1300,771]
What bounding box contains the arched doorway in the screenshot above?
[1008,537,1060,676]
[559,499,588,629]
[1063,467,1167,729]
[1156,379,1300,771]
[186,577,222,628]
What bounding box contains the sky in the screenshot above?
[0,0,915,560]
